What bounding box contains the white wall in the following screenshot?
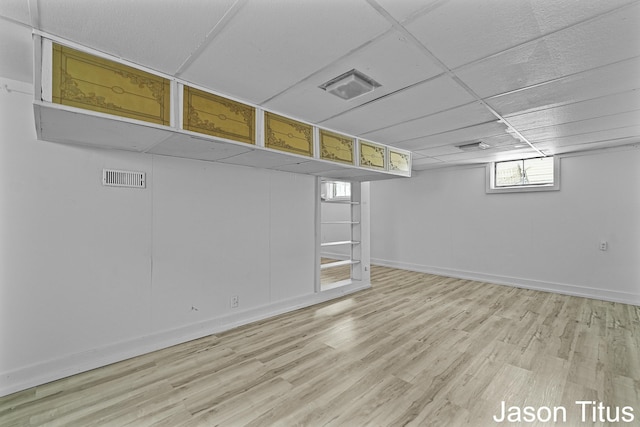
[371,148,640,305]
[1,81,155,382]
[0,78,369,396]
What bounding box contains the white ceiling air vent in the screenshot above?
[457,141,491,152]
[319,69,381,100]
[102,169,146,188]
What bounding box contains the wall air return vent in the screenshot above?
[457,141,491,152]
[102,169,146,188]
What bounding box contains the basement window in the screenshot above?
[321,180,351,201]
[486,156,560,193]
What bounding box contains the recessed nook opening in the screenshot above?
[319,179,362,291]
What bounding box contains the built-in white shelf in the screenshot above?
[321,221,360,225]
[320,259,361,270]
[321,200,360,204]
[320,241,360,247]
[318,180,368,291]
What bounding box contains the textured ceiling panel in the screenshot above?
[413,145,464,157]
[487,57,640,116]
[470,133,524,148]
[365,102,496,146]
[394,121,508,151]
[537,138,640,155]
[412,133,526,158]
[435,147,540,163]
[406,0,637,69]
[411,156,445,166]
[521,110,640,141]
[262,30,443,123]
[320,74,474,136]
[505,91,640,130]
[374,0,448,23]
[38,0,236,75]
[180,0,390,104]
[533,125,640,148]
[455,3,640,98]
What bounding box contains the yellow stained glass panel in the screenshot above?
[319,130,354,165]
[183,86,255,144]
[360,141,386,170]
[52,43,170,125]
[389,150,410,172]
[264,112,313,157]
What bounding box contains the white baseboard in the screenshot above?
[371,257,640,306]
[0,282,370,397]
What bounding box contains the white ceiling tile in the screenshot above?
[407,131,524,159]
[38,0,236,75]
[363,102,496,144]
[393,121,507,151]
[413,145,463,157]
[180,0,390,104]
[533,125,640,147]
[521,110,640,141]
[505,91,640,130]
[412,162,446,171]
[476,133,524,148]
[487,57,640,116]
[412,156,444,165]
[407,0,637,69]
[320,75,474,136]
[548,138,640,155]
[455,2,640,97]
[262,30,443,123]
[435,147,540,163]
[374,0,448,23]
[0,19,32,82]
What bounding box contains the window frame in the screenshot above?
[486,156,560,194]
[321,180,352,201]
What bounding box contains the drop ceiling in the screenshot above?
[1,0,639,170]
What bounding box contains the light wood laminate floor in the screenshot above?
[1,266,639,426]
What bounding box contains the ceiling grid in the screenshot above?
[0,0,637,170]
[174,0,248,77]
[365,0,547,156]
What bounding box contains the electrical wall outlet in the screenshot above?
[230,295,239,308]
[599,241,608,251]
